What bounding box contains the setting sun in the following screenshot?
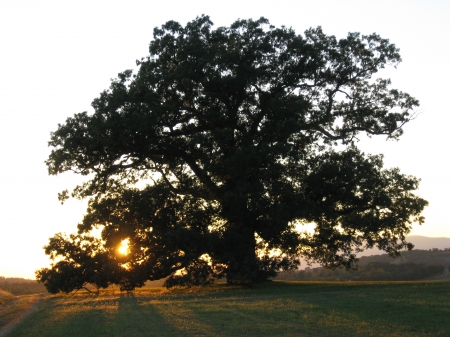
[118,239,130,255]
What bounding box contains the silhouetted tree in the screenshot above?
[36,233,115,293]
[42,15,427,287]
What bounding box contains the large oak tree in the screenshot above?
[38,16,427,289]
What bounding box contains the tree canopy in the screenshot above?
[37,15,427,291]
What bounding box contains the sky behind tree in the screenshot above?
[1,0,449,279]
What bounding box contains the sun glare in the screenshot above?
[118,239,130,255]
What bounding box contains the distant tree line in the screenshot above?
[276,262,445,281]
[357,249,450,267]
[276,249,450,282]
[0,277,47,295]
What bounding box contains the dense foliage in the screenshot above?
[35,234,116,293]
[37,15,427,292]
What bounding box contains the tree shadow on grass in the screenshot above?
[7,291,182,337]
[7,283,450,337]
[150,282,450,337]
[112,292,180,336]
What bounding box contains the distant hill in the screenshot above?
[358,235,450,257]
[296,235,450,282]
[0,277,46,295]
[358,249,450,268]
[298,235,450,269]
[279,248,450,282]
[404,235,450,250]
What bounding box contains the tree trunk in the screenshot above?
[223,224,267,284]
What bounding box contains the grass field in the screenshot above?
[3,281,450,337]
[0,290,15,307]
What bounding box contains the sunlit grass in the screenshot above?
[0,294,43,334]
[0,289,15,306]
[5,281,450,337]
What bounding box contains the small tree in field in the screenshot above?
[36,234,112,293]
[37,15,427,290]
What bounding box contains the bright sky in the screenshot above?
[1,0,449,279]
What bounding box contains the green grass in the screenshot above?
[0,293,44,336]
[5,281,450,337]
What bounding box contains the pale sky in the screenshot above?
[1,0,449,279]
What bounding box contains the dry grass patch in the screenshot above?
[0,294,44,336]
[0,289,15,307]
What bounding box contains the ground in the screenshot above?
[0,294,44,337]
